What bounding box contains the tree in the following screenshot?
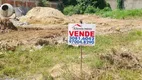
[62,0,77,6]
[63,0,111,15]
[96,0,107,9]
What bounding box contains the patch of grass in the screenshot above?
[119,69,142,80]
[85,56,104,69]
[0,30,142,79]
[2,67,18,76]
[96,9,142,19]
[98,72,114,80]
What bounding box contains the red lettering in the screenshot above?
[90,31,94,37]
[69,31,74,36]
[69,31,95,37]
[85,31,89,36]
[79,31,84,36]
[74,31,78,36]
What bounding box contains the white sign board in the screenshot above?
[68,24,96,46]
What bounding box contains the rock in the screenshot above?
[49,64,64,79]
[0,52,4,58]
[115,27,120,32]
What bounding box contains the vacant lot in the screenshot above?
[0,14,142,80]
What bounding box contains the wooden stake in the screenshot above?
[80,20,83,80]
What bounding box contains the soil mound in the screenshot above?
[20,7,67,25]
[100,52,142,69]
[0,19,17,33]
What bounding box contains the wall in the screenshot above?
[1,0,38,8]
[106,0,117,10]
[124,0,142,9]
[0,0,39,17]
[106,0,142,10]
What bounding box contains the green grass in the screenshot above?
[119,69,142,80]
[0,30,142,79]
[96,9,142,19]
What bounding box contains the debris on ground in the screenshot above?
[0,19,17,33]
[100,50,142,69]
[20,7,67,25]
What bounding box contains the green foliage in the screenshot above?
[63,5,76,15]
[63,0,110,15]
[96,9,142,19]
[84,5,97,13]
[62,0,77,6]
[96,0,107,9]
[117,0,124,9]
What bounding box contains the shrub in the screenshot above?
[102,7,112,11]
[63,5,75,15]
[74,4,84,14]
[84,6,96,14]
[63,0,111,15]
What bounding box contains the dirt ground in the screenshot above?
[0,14,142,50]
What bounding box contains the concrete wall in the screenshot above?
[124,0,142,9]
[106,0,142,10]
[106,0,117,10]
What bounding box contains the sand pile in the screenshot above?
[20,7,67,24]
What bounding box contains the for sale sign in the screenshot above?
[68,24,96,46]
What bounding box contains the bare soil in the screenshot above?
[0,14,142,50]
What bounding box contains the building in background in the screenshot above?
[0,0,38,8]
[0,0,39,17]
[0,0,63,17]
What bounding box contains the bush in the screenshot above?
[74,4,84,14]
[84,6,97,14]
[63,0,111,15]
[102,7,112,11]
[63,5,75,15]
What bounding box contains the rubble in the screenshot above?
[0,19,17,33]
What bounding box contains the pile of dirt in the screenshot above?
[0,19,17,33]
[20,7,67,25]
[100,51,142,69]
